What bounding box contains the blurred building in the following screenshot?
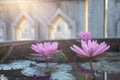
[0,0,120,41]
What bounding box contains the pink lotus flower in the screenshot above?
[70,40,110,58]
[78,32,93,42]
[31,42,59,56]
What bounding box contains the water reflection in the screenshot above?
[0,52,120,80]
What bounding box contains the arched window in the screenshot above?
[16,17,35,40]
[48,9,76,40]
[57,25,61,32]
[12,12,35,40]
[21,21,35,40]
[0,27,4,41]
[0,20,6,41]
[54,18,71,39]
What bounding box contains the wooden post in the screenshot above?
[84,0,88,32]
[103,0,107,38]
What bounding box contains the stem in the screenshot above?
[0,44,14,63]
[104,72,107,80]
[89,59,95,80]
[46,56,48,68]
[85,74,88,80]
